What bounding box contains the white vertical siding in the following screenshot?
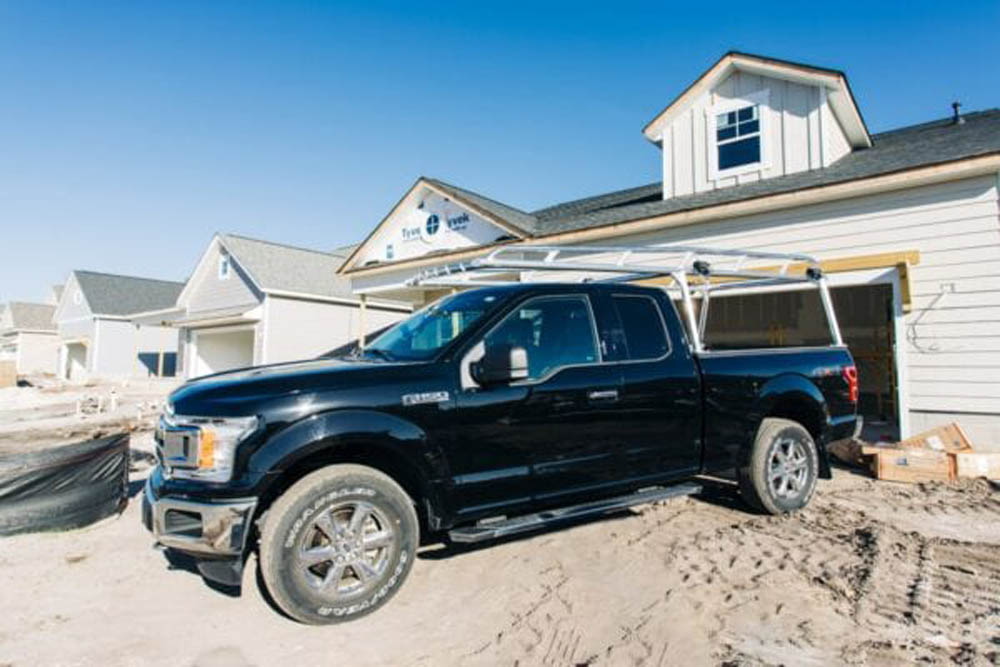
[661,71,851,199]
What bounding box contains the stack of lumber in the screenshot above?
[0,361,15,388]
[857,423,999,483]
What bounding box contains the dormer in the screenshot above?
[643,52,871,199]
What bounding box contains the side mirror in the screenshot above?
[472,344,529,386]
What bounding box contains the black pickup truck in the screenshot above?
[144,280,858,624]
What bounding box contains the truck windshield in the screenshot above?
[361,289,511,361]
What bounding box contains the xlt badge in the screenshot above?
[402,391,450,406]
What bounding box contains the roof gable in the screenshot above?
[176,236,263,313]
[340,177,534,273]
[52,272,93,323]
[642,52,871,149]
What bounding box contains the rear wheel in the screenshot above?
[738,418,819,515]
[259,464,418,624]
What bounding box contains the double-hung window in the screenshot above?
[716,105,760,170]
[710,91,768,178]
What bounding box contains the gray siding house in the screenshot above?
[135,234,410,379]
[0,302,60,375]
[53,271,184,380]
[341,52,1000,449]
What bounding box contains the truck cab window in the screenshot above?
[484,296,598,381]
[613,295,670,360]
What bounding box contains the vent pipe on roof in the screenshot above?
[951,101,965,125]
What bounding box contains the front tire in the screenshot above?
[259,464,419,624]
[738,418,819,515]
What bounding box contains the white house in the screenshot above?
[339,52,1000,448]
[134,233,410,379]
[0,302,60,376]
[53,271,184,381]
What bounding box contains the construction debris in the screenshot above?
[865,446,955,484]
[954,451,1000,480]
[850,422,997,483]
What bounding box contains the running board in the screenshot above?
[448,482,702,544]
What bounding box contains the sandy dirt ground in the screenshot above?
[1,459,998,666]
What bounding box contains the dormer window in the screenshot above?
[218,254,231,280]
[708,90,770,180]
[717,105,760,169]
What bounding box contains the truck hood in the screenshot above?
[167,356,421,419]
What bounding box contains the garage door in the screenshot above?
[193,329,255,378]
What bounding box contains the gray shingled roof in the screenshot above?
[75,271,184,316]
[414,109,1000,242]
[2,302,56,332]
[221,234,357,300]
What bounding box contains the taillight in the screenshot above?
[842,365,858,403]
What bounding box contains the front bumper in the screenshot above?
[141,476,257,558]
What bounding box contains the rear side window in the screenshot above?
[613,295,669,360]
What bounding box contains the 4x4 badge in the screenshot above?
[401,391,450,406]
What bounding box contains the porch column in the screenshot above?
[131,325,141,378]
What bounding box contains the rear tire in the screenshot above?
[738,418,819,515]
[259,464,419,624]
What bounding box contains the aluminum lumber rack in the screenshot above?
[398,244,843,353]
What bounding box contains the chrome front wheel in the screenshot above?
[295,501,397,601]
[259,464,419,625]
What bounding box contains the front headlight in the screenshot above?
[158,414,259,483]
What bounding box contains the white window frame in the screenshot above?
[218,254,231,280]
[707,89,770,181]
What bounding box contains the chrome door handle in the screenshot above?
[587,389,619,401]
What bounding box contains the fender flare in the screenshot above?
[247,409,447,521]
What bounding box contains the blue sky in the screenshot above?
[1,1,997,303]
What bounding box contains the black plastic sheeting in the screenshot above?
[0,433,130,536]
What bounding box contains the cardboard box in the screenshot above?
[895,423,974,453]
[954,452,1000,480]
[866,447,955,484]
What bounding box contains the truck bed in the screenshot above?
[695,346,858,475]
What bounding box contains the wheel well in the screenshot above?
[765,396,824,443]
[253,441,438,542]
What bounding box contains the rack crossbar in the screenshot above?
[389,242,841,352]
